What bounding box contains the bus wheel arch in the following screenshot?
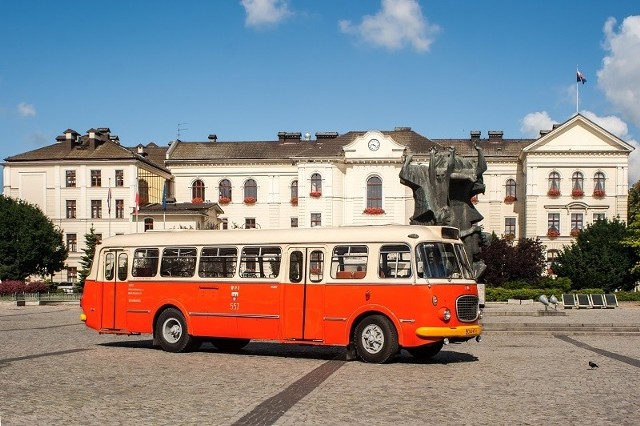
[154,306,196,353]
[351,313,399,364]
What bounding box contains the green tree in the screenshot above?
[623,181,640,275]
[0,195,67,280]
[478,233,546,287]
[554,217,637,291]
[78,225,100,290]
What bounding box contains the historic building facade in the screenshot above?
[2,114,633,283]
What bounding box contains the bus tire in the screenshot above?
[354,315,398,364]
[155,308,195,353]
[210,338,251,352]
[407,341,444,360]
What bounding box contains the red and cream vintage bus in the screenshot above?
[80,224,482,363]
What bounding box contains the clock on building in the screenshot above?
[368,139,380,151]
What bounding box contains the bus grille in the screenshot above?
[456,295,479,322]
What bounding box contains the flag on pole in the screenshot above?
[577,70,587,84]
[135,191,140,216]
[161,181,167,210]
[107,188,112,214]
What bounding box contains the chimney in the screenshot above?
[539,130,551,137]
[394,127,412,131]
[137,145,147,156]
[552,123,561,129]
[87,128,99,150]
[488,130,503,141]
[278,132,302,143]
[470,130,481,139]
[208,134,218,142]
[315,132,339,140]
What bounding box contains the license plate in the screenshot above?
[465,327,480,335]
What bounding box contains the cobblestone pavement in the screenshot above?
[1,302,639,425]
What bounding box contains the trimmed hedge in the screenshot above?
[485,287,640,302]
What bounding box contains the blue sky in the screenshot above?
[2,0,640,186]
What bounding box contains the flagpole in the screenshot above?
[108,178,112,238]
[576,65,579,114]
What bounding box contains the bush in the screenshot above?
[25,281,50,293]
[538,276,572,292]
[0,280,26,295]
[614,292,640,302]
[485,287,574,302]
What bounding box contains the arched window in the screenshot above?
[192,179,205,202]
[310,173,322,197]
[290,180,298,204]
[144,218,153,231]
[219,179,232,202]
[548,172,560,196]
[366,176,382,209]
[505,179,516,201]
[244,179,257,203]
[593,172,606,197]
[571,172,584,197]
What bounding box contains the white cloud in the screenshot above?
[597,16,640,127]
[17,102,36,117]
[520,111,558,137]
[241,0,292,28]
[339,0,440,52]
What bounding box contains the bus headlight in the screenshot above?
[438,307,451,322]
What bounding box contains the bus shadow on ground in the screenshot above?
[99,339,478,364]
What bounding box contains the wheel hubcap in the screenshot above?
[361,324,384,354]
[162,318,182,344]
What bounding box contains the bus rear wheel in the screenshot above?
[354,315,398,364]
[407,341,444,360]
[210,338,251,352]
[155,308,195,353]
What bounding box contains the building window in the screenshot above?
[138,179,149,205]
[504,218,516,238]
[144,218,153,231]
[91,170,101,187]
[219,179,232,203]
[366,176,382,209]
[505,179,517,202]
[66,234,77,252]
[66,200,77,219]
[546,249,559,274]
[548,172,560,196]
[310,173,322,197]
[571,213,584,236]
[192,179,205,203]
[65,170,76,187]
[594,172,606,197]
[245,218,256,229]
[571,172,584,197]
[291,180,298,205]
[547,213,560,237]
[593,212,606,222]
[67,267,78,282]
[115,199,124,219]
[291,217,298,228]
[311,213,321,227]
[221,218,228,230]
[91,200,102,219]
[244,178,257,203]
[115,170,124,187]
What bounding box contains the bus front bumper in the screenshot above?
[415,325,482,339]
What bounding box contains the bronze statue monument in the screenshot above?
[399,142,487,278]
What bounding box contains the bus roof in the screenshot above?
[98,225,460,249]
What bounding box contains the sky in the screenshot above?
[2,0,640,187]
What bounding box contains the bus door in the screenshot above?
[101,250,129,331]
[282,247,325,341]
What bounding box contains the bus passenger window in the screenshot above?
[240,246,282,279]
[199,246,237,278]
[331,245,368,279]
[289,251,302,283]
[117,253,128,281]
[309,250,324,282]
[160,247,197,277]
[379,244,412,279]
[132,248,159,277]
[104,253,115,281]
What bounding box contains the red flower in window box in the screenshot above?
[593,189,606,198]
[503,195,516,203]
[309,191,322,198]
[547,228,560,238]
[570,228,581,237]
[192,197,203,204]
[363,207,385,215]
[290,197,298,206]
[571,188,584,197]
[471,195,479,204]
[243,197,256,205]
[547,188,560,197]
[218,196,231,205]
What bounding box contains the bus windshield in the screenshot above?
[416,242,473,280]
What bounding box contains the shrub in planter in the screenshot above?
[192,197,203,204]
[593,189,606,198]
[363,207,385,215]
[290,197,298,206]
[218,196,231,205]
[309,191,322,198]
[547,228,560,238]
[503,195,516,203]
[571,188,584,197]
[547,188,560,197]
[243,197,256,205]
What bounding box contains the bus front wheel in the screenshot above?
[354,315,398,364]
[155,308,195,353]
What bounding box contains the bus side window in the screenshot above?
[309,250,324,282]
[379,244,412,279]
[240,246,282,279]
[331,245,368,279]
[161,247,197,277]
[199,246,238,278]
[104,252,115,281]
[132,248,159,277]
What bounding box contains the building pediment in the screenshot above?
[342,131,406,161]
